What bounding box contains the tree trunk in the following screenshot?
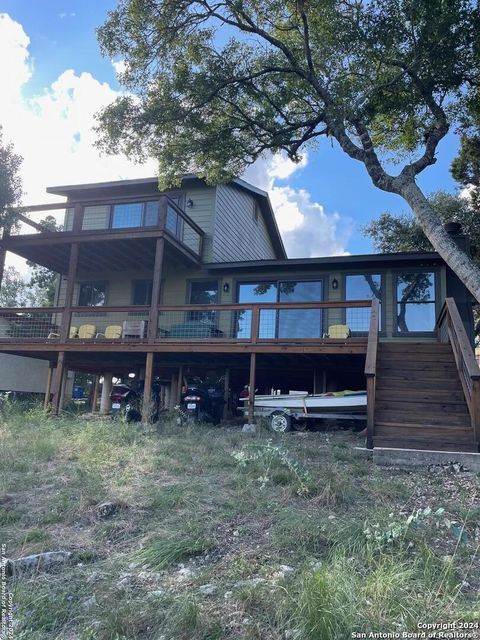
[397,178,480,303]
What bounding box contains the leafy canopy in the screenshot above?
[363,191,480,260]
[96,0,479,189]
[0,126,22,228]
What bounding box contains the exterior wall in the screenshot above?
[212,184,276,263]
[183,186,216,262]
[0,354,49,393]
[55,262,448,340]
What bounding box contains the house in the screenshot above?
[0,175,478,452]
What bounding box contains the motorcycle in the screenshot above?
[181,378,225,424]
[110,383,142,422]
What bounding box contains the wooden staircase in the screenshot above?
[365,298,480,453]
[373,342,477,452]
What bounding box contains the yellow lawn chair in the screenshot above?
[95,325,122,340]
[324,324,351,339]
[78,324,96,339]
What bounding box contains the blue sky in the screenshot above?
[0,1,462,257]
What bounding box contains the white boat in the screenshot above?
[240,390,367,414]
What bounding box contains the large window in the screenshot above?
[237,280,323,338]
[132,280,153,306]
[345,274,382,332]
[395,272,436,333]
[78,282,107,307]
[111,201,159,229]
[188,280,219,322]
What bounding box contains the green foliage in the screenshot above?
[232,439,312,495]
[96,1,479,187]
[136,536,213,570]
[0,126,22,228]
[363,190,480,261]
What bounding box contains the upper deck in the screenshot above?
[1,194,205,273]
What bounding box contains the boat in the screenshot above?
[240,389,367,415]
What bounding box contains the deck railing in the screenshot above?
[7,195,204,259]
[0,300,375,343]
[364,299,380,449]
[436,298,480,444]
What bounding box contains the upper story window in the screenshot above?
[111,201,159,229]
[345,274,383,331]
[188,280,219,322]
[132,280,153,306]
[78,281,107,306]
[395,272,436,333]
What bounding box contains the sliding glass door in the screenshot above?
[237,280,323,339]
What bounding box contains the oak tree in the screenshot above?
[96,0,480,299]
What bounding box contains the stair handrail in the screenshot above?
[364,299,380,449]
[436,298,480,444]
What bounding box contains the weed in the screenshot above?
[137,536,213,570]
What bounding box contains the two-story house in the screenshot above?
[0,175,478,452]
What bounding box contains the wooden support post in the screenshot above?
[248,353,256,424]
[72,203,84,232]
[366,375,375,450]
[59,368,69,411]
[176,365,184,404]
[60,243,79,342]
[148,238,165,342]
[142,352,154,422]
[43,364,54,411]
[91,375,100,413]
[170,372,177,410]
[51,351,66,415]
[100,373,113,415]
[251,306,260,344]
[223,368,230,419]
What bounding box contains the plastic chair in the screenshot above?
[95,325,122,340]
[48,325,78,339]
[324,324,351,339]
[78,324,96,339]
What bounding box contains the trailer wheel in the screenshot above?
[270,411,292,433]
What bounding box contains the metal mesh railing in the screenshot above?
[165,204,202,256]
[69,310,149,340]
[0,310,64,339]
[157,309,247,339]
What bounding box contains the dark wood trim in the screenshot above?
[248,352,256,423]
[60,244,79,341]
[51,351,66,415]
[72,203,84,233]
[365,299,380,449]
[142,352,154,420]
[148,238,165,342]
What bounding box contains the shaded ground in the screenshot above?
[0,405,479,639]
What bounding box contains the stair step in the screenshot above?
[379,343,451,352]
[375,400,469,415]
[377,369,462,381]
[373,436,478,453]
[375,421,473,436]
[377,350,455,362]
[376,378,463,391]
[375,411,471,427]
[377,361,456,371]
[376,389,466,403]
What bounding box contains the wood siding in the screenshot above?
[212,184,276,263]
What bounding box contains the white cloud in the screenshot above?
[58,12,76,19]
[244,152,351,258]
[0,12,351,272]
[0,13,157,207]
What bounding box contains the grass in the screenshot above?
[1,403,479,639]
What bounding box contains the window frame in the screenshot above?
[77,281,108,307]
[131,279,154,306]
[343,271,386,336]
[235,277,325,339]
[392,268,440,337]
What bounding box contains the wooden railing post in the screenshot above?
[471,379,480,446]
[148,238,165,342]
[364,299,380,450]
[251,306,260,344]
[60,243,79,342]
[248,352,256,424]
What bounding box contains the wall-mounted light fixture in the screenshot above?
[223,282,230,293]
[186,198,194,208]
[331,278,339,290]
